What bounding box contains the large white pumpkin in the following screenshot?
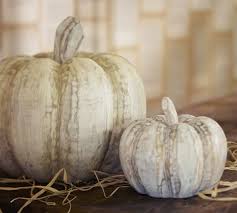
[0,17,146,182]
[120,97,227,198]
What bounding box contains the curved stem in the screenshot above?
[53,16,84,64]
[161,97,178,125]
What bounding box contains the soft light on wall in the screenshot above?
[0,0,237,108]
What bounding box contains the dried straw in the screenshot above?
[198,141,237,201]
[0,168,129,213]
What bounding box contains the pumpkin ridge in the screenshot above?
[68,61,81,180]
[155,121,166,196]
[88,55,122,125]
[163,125,182,197]
[171,125,182,197]
[131,122,148,194]
[35,60,60,180]
[197,116,227,186]
[123,121,147,193]
[15,59,60,181]
[0,58,33,177]
[87,55,130,172]
[75,57,114,173]
[49,62,62,177]
[185,119,214,191]
[175,123,204,197]
[58,63,73,179]
[163,128,172,196]
[184,123,204,196]
[134,120,161,196]
[59,58,114,181]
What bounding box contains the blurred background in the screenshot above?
[0,0,236,113]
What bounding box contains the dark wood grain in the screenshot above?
[1,94,237,213]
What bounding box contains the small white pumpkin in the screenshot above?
[120,97,227,198]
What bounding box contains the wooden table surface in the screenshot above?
[1,94,237,213]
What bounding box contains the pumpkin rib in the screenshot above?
[43,59,61,179]
[155,121,167,196]
[86,54,135,172]
[136,120,166,197]
[197,116,227,185]
[9,59,60,181]
[119,120,147,194]
[59,60,86,180]
[133,119,161,195]
[175,123,204,197]
[63,60,81,180]
[58,58,113,181]
[129,121,148,194]
[90,53,146,119]
[163,126,176,197]
[88,54,128,126]
[182,118,216,191]
[50,60,62,178]
[75,58,114,174]
[167,125,181,197]
[0,58,33,177]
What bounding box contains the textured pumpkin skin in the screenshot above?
[120,109,227,198]
[0,52,146,182]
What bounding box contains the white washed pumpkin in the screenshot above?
[120,97,227,198]
[0,17,146,182]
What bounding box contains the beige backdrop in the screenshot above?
[0,0,237,108]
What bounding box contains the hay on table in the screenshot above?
[0,169,129,213]
[198,141,237,201]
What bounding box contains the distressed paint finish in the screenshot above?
[120,97,227,198]
[0,17,146,182]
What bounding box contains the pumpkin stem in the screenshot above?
[161,97,178,125]
[53,16,84,64]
